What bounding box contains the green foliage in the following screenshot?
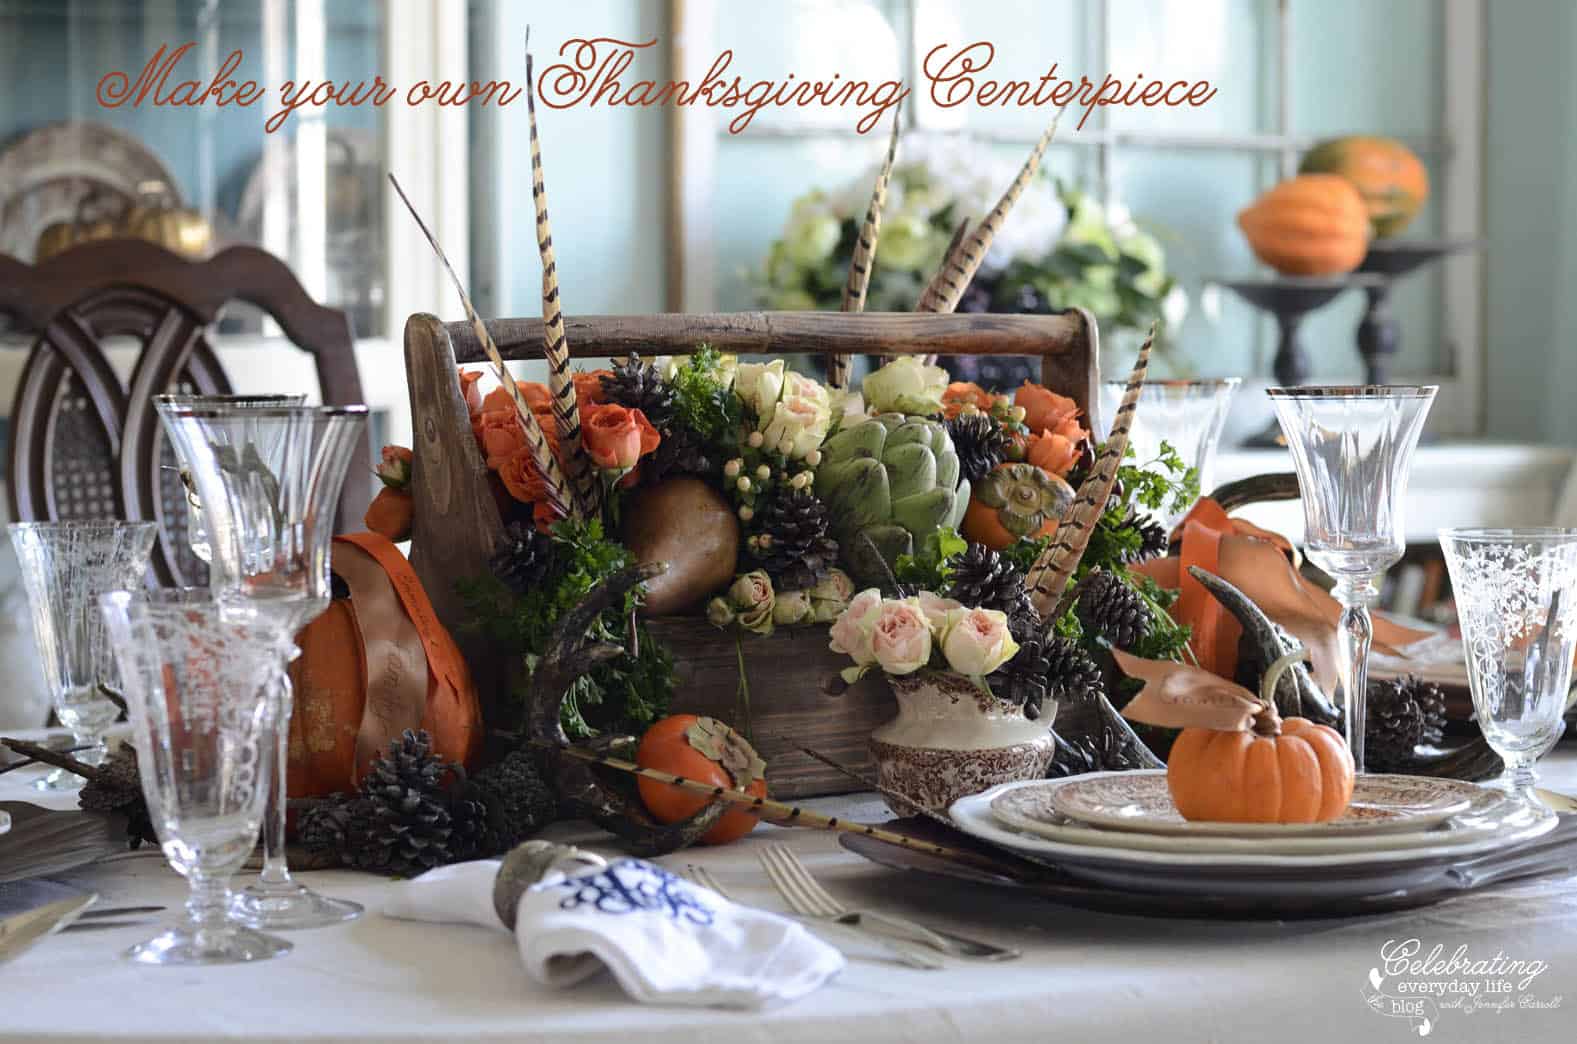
[459,518,673,740]
[671,345,741,445]
[893,526,968,591]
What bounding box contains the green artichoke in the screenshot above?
[818,413,969,586]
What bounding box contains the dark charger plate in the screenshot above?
[839,813,1577,920]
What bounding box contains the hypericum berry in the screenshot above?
[805,449,823,467]
[755,464,771,481]
[747,431,765,448]
[738,506,754,521]
[736,476,752,492]
[723,459,742,478]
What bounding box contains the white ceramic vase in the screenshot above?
[868,669,1056,816]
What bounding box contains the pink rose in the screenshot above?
[829,588,884,667]
[941,608,1020,678]
[871,600,933,676]
[912,592,963,638]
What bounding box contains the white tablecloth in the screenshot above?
[2,753,1575,1044]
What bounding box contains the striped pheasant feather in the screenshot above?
[525,46,599,519]
[914,110,1062,317]
[1025,324,1155,621]
[830,106,902,390]
[388,172,572,520]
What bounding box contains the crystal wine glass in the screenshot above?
[157,394,307,565]
[1100,378,1241,527]
[1439,528,1577,799]
[7,521,158,789]
[156,399,368,930]
[1266,385,1436,772]
[99,587,291,965]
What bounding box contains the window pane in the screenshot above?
[1290,0,1442,138]
[1106,0,1272,134]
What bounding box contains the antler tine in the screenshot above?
[1024,323,1154,624]
[830,104,903,390]
[388,172,573,520]
[525,36,599,518]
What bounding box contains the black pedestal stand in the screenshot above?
[1355,240,1483,385]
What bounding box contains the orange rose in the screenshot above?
[457,369,484,417]
[475,410,526,467]
[1015,382,1081,434]
[942,382,997,419]
[1051,413,1087,443]
[1026,428,1080,478]
[582,403,660,470]
[481,380,553,416]
[573,369,612,407]
[363,487,414,543]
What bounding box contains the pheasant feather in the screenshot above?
[1025,324,1154,622]
[525,43,599,518]
[914,110,1062,318]
[387,172,572,520]
[830,106,902,390]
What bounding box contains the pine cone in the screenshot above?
[297,794,357,857]
[491,520,555,596]
[750,488,840,591]
[644,426,713,483]
[1044,635,1106,702]
[355,730,459,877]
[1113,509,1170,563]
[445,785,490,863]
[945,413,1010,486]
[600,353,676,430]
[945,543,1039,641]
[1365,676,1449,771]
[1075,570,1153,650]
[466,750,558,855]
[78,745,155,848]
[988,635,1053,713]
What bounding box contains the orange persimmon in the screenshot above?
[635,714,766,845]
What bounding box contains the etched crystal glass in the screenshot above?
[156,400,368,930]
[1267,385,1436,773]
[157,394,307,564]
[1439,528,1577,798]
[8,521,158,789]
[100,588,290,965]
[1101,378,1241,526]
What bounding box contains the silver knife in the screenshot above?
[0,894,97,962]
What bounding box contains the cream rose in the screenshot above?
[760,392,833,459]
[730,570,776,636]
[862,356,950,417]
[809,568,855,623]
[772,589,813,627]
[912,592,963,639]
[940,607,1020,678]
[734,360,786,418]
[871,599,933,676]
[829,587,884,667]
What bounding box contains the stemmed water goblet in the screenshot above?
[7,521,158,789]
[1266,385,1436,772]
[100,587,291,964]
[156,397,368,929]
[1100,378,1241,527]
[1439,528,1577,801]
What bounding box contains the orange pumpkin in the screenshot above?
[1299,135,1430,238]
[636,715,766,845]
[1237,174,1369,277]
[288,533,483,798]
[1167,715,1354,824]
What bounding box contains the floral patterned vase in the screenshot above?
[868,669,1056,816]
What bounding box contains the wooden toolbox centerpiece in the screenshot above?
[403,309,1100,799]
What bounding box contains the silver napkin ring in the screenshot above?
[492,840,609,930]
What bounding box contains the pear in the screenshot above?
[622,478,740,616]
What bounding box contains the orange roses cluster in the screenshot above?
[943,379,1090,480]
[460,367,661,531]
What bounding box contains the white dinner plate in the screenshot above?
[1043,770,1476,837]
[951,779,1559,874]
[991,775,1527,856]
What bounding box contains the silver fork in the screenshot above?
[760,845,1019,961]
[751,852,945,970]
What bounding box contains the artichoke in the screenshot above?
[818,413,969,586]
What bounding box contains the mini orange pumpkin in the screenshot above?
[635,715,766,845]
[1167,712,1354,823]
[1237,174,1369,277]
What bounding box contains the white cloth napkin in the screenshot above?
[384,856,844,1009]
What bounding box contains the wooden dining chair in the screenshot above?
[0,239,370,585]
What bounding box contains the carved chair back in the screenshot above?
[0,240,370,585]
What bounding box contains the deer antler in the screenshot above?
[525,35,599,518]
[1024,324,1153,623]
[829,105,902,390]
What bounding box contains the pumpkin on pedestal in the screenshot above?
[287,531,483,798]
[1299,135,1430,238]
[1237,174,1370,277]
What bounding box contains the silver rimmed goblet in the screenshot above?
[1100,378,1241,526]
[7,521,158,789]
[1267,385,1436,772]
[100,588,291,965]
[1439,528,1577,799]
[156,399,368,930]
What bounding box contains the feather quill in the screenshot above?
[830,106,902,390]
[525,40,599,518]
[1025,323,1154,623]
[387,172,572,520]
